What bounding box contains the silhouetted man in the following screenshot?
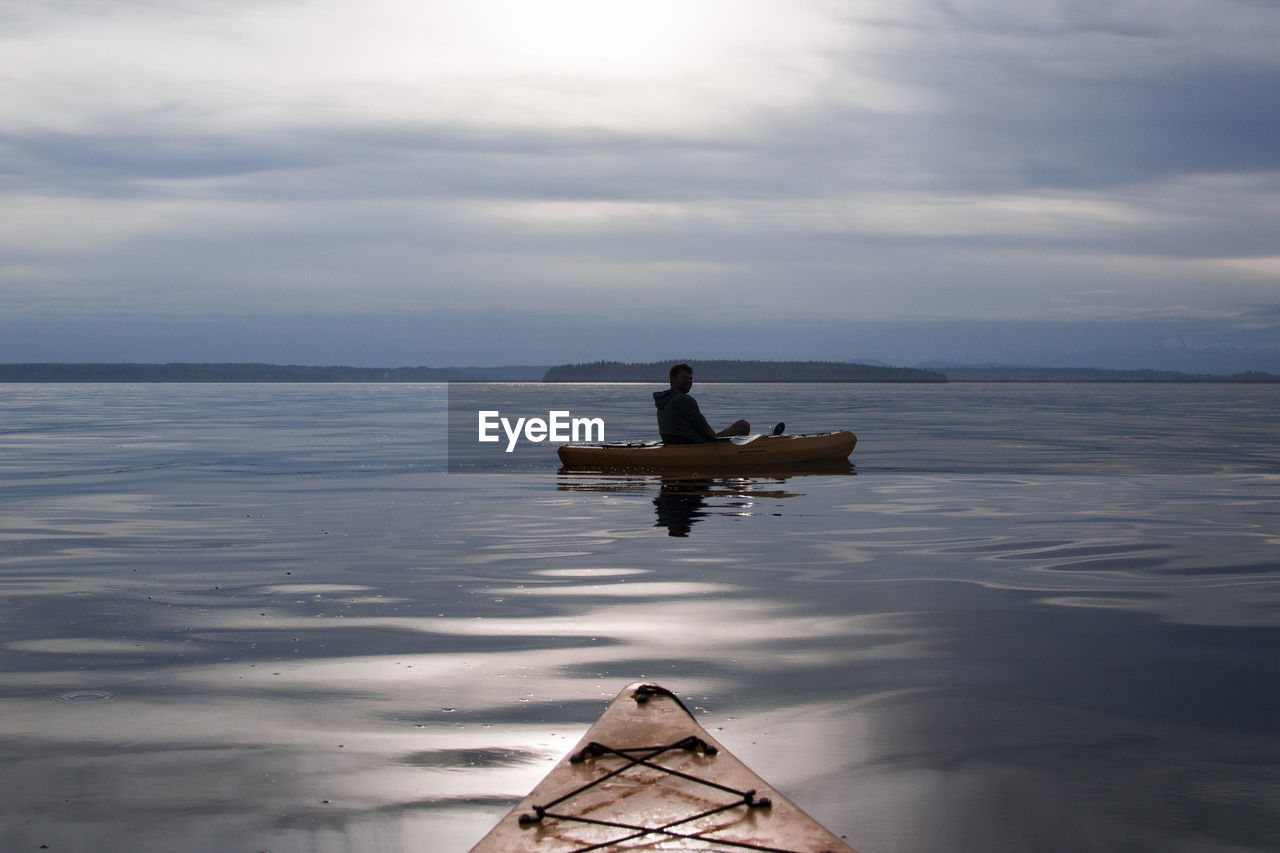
[653,363,750,444]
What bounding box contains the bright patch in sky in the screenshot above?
[485,0,705,77]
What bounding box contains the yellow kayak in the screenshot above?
[557,431,856,470]
[468,682,856,853]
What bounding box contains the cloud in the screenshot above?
[1,0,1278,365]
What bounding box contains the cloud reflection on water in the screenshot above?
[3,424,1280,850]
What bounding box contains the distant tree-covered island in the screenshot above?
[544,361,1280,383]
[543,360,947,382]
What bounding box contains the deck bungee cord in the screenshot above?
[519,735,796,853]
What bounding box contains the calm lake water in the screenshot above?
[1,382,1278,852]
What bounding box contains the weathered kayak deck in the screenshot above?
[469,683,856,853]
[557,431,857,471]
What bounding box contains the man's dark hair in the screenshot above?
[669,362,693,381]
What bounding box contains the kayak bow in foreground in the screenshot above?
[557,431,857,470]
[468,682,856,853]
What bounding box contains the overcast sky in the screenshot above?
[3,0,1279,369]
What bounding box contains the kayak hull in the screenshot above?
[557,431,856,470]
[468,682,856,853]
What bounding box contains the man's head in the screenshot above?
[669,362,693,393]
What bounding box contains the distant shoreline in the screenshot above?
[0,363,536,383]
[0,362,1277,383]
[935,366,1280,383]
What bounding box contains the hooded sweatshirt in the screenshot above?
[653,388,716,443]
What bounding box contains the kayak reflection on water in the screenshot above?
[557,461,855,537]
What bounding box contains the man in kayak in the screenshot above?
[653,362,750,444]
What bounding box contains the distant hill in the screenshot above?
[543,360,947,383]
[936,366,1280,382]
[0,363,546,382]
